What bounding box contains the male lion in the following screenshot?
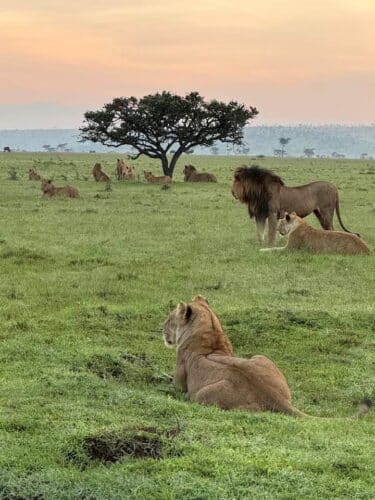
[232,165,358,246]
[116,159,135,180]
[41,179,79,198]
[261,212,370,255]
[183,165,217,182]
[28,168,42,181]
[163,296,372,417]
[92,163,110,182]
[144,170,172,184]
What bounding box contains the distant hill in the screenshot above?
[1,125,374,158]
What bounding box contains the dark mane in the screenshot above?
[234,165,284,186]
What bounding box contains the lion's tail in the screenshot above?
[335,195,360,237]
[287,398,373,419]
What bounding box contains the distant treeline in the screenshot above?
[1,125,374,159]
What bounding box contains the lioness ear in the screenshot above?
[285,213,290,222]
[193,295,208,304]
[177,302,193,321]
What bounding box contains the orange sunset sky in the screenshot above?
[1,0,374,128]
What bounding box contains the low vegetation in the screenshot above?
[0,153,374,499]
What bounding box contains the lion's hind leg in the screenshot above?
[193,380,237,410]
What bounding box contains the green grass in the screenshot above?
[0,152,374,499]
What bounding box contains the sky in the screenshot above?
[1,0,374,128]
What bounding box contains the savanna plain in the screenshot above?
[0,153,374,499]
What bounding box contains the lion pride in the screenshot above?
[41,179,79,198]
[163,296,372,418]
[232,165,358,246]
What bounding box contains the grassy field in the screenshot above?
[0,153,374,499]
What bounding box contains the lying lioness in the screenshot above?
[261,212,369,255]
[144,170,171,184]
[163,296,372,417]
[183,165,217,182]
[41,179,79,198]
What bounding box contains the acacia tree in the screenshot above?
[80,91,258,177]
[278,137,291,158]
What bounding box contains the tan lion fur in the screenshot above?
[143,170,172,184]
[116,159,135,180]
[163,296,372,418]
[163,296,305,416]
[183,165,217,182]
[28,168,42,181]
[261,212,370,255]
[41,179,79,198]
[232,165,357,246]
[92,163,110,182]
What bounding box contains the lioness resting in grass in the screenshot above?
[143,170,172,184]
[41,179,79,198]
[261,212,370,255]
[28,168,42,181]
[163,296,372,417]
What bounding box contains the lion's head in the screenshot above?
[163,296,233,354]
[184,165,196,177]
[41,179,53,194]
[278,212,303,236]
[232,165,284,218]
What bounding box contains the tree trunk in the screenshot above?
[161,155,170,176]
[160,151,183,177]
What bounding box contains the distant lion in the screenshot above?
[232,165,357,246]
[41,179,79,198]
[116,159,135,180]
[143,170,171,184]
[163,296,372,418]
[261,212,370,255]
[28,168,42,181]
[92,163,110,182]
[183,165,217,182]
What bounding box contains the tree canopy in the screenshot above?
[80,91,258,176]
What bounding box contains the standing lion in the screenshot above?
[232,165,358,246]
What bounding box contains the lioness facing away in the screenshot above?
[261,212,369,255]
[41,179,79,198]
[143,170,172,184]
[164,296,372,417]
[183,165,217,182]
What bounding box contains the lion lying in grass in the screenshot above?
[28,168,42,181]
[261,212,370,255]
[183,165,217,182]
[143,171,172,184]
[163,296,372,417]
[41,179,79,198]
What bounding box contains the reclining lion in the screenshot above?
[261,212,370,255]
[183,165,217,182]
[41,179,79,198]
[144,170,171,184]
[163,296,372,417]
